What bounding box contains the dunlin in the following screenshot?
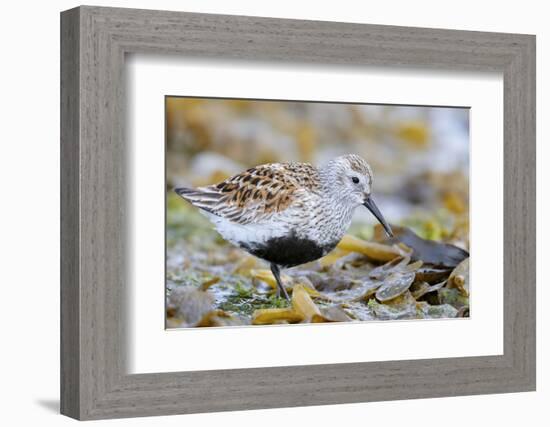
[175,154,393,300]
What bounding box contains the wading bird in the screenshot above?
[175,154,393,300]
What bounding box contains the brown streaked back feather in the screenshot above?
[176,162,320,225]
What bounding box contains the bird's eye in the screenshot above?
[351,176,360,184]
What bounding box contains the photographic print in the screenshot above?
[166,97,470,328]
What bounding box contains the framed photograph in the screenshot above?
[164,97,470,329]
[61,6,536,420]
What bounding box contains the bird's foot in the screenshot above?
[271,264,291,301]
[277,284,291,301]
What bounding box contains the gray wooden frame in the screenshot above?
[60,5,536,420]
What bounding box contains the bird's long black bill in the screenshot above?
[363,197,394,238]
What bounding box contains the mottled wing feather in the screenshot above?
[174,187,223,215]
[179,162,320,225]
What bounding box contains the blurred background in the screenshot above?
[166,97,469,247]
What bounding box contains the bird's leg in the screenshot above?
[270,263,290,301]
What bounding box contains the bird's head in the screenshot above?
[322,154,394,238]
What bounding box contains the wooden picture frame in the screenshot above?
[60,5,536,420]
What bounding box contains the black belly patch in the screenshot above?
[240,232,338,268]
